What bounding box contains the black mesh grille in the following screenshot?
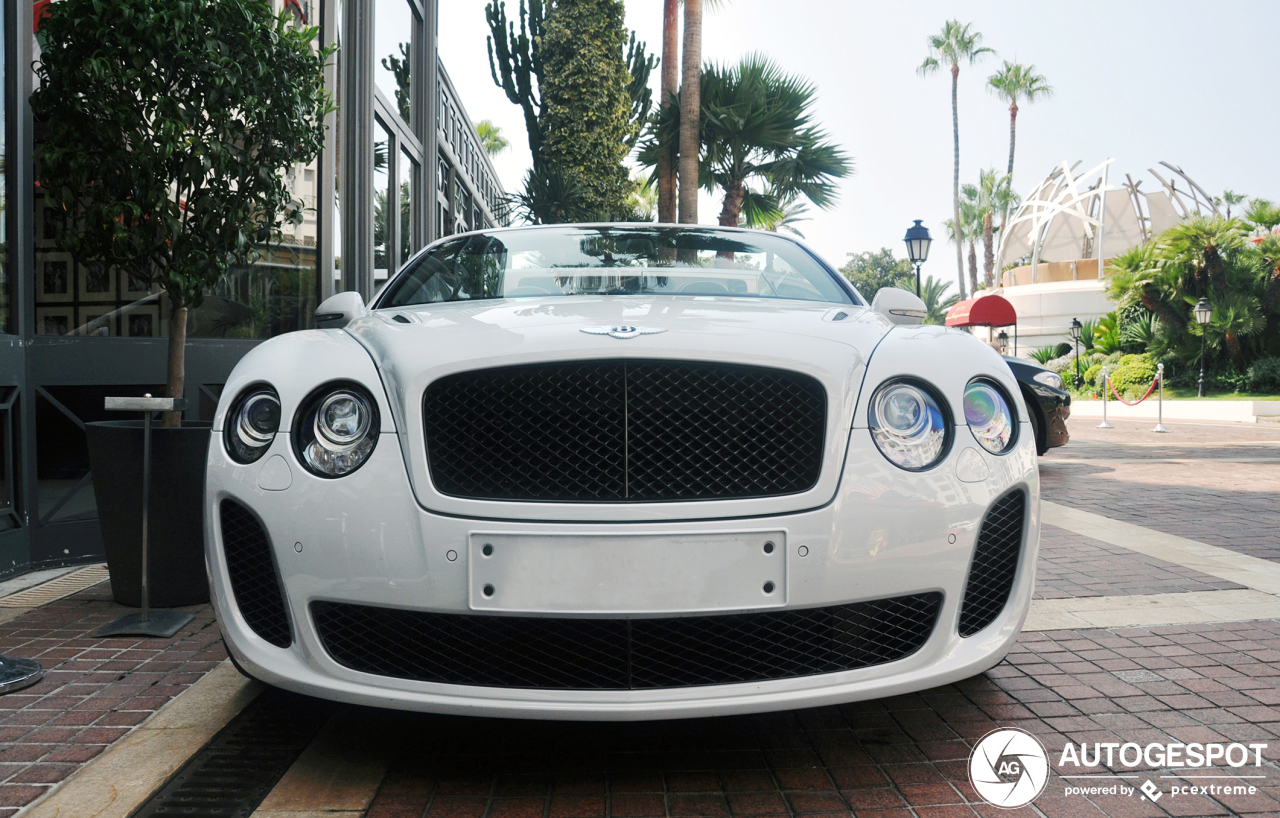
[958,490,1026,637]
[311,593,941,690]
[422,360,826,502]
[220,500,292,648]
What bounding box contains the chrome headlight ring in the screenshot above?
[224,385,281,464]
[964,378,1018,454]
[292,381,381,477]
[867,378,953,471]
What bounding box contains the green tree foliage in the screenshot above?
[1245,199,1280,234]
[918,20,994,298]
[1104,215,1280,387]
[839,249,914,300]
[476,120,510,156]
[749,191,810,238]
[30,0,332,422]
[540,0,636,217]
[986,60,1051,223]
[639,54,851,230]
[1215,190,1247,220]
[486,0,656,221]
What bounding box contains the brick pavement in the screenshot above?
[1035,525,1244,600]
[1040,420,1280,562]
[0,582,224,816]
[356,620,1280,818]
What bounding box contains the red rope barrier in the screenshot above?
[1107,374,1159,406]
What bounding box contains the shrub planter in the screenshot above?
[85,420,212,607]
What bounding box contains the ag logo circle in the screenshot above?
[969,728,1049,809]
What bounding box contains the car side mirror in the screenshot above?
[315,291,367,329]
[871,288,928,326]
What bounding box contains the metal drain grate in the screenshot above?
[0,565,110,608]
[130,688,336,818]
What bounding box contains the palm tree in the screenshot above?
[1159,215,1246,301]
[918,21,994,299]
[475,120,509,156]
[657,0,678,222]
[897,275,960,325]
[695,55,851,229]
[1104,243,1187,331]
[1215,190,1247,220]
[1254,233,1280,310]
[748,190,810,238]
[968,169,1019,289]
[946,193,984,297]
[678,0,702,223]
[1244,198,1280,235]
[986,61,1052,217]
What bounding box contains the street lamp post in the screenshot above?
[1069,318,1083,390]
[997,330,1009,355]
[903,220,932,298]
[1194,298,1213,398]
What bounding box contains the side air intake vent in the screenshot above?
[220,500,292,648]
[958,490,1027,637]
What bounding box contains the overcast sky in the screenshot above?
[438,1,1280,296]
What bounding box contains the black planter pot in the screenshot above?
[85,420,213,607]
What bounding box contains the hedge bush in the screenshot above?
[1247,357,1280,392]
[1104,353,1158,399]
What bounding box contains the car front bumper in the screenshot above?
[206,425,1040,721]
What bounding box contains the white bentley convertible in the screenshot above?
[206,224,1039,720]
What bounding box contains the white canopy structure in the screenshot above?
[997,160,1219,284]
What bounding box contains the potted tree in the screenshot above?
[30,0,333,606]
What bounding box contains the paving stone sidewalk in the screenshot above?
[1040,420,1280,562]
[0,583,223,816]
[355,620,1280,818]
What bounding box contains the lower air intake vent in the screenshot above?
[312,593,942,690]
[220,500,292,648]
[958,490,1027,637]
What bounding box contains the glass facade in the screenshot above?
[30,1,322,341]
[1,0,505,576]
[0,5,8,337]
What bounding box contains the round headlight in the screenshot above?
[293,383,380,477]
[868,380,951,470]
[964,380,1016,454]
[225,387,280,464]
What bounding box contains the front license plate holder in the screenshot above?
[468,531,786,614]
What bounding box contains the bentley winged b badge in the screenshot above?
[580,325,668,339]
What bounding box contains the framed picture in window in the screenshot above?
[78,262,117,301]
[38,253,74,303]
[35,306,75,336]
[123,304,160,338]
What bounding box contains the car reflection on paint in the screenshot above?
[1003,355,1071,455]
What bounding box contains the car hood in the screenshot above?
[344,295,893,520]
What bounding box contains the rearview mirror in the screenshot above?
[871,288,928,326]
[315,291,367,329]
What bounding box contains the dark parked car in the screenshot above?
[1004,355,1070,455]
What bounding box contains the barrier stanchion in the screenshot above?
[1098,367,1114,429]
[1152,363,1169,433]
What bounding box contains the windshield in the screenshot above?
[377,226,858,307]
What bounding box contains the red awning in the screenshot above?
[945,295,1017,328]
